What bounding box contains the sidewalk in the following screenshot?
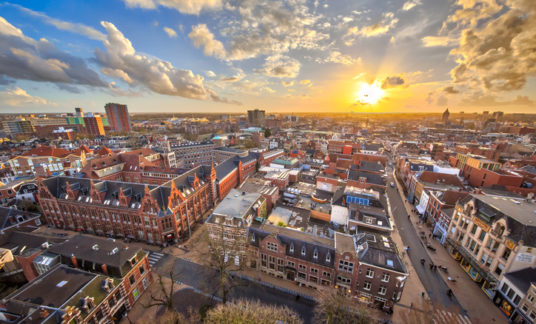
[386,194,431,323]
[395,176,507,324]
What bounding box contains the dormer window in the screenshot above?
[301,246,306,256]
[326,252,331,263]
[313,248,318,259]
[251,233,256,242]
[289,243,294,254]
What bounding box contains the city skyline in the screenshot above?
[0,0,535,114]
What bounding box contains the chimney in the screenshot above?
[71,255,78,268]
[39,308,50,318]
[101,263,108,275]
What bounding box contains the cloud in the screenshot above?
[4,3,106,41]
[426,91,447,106]
[260,55,301,78]
[282,81,294,87]
[317,51,361,65]
[446,0,536,93]
[300,80,311,86]
[188,24,226,59]
[0,16,106,88]
[402,0,422,11]
[461,94,535,107]
[443,86,459,94]
[0,87,52,106]
[222,0,329,61]
[421,35,459,47]
[95,21,238,104]
[122,0,222,15]
[381,76,405,89]
[343,12,398,45]
[205,70,216,78]
[163,27,177,38]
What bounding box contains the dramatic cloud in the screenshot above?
[260,55,301,78]
[5,3,106,41]
[0,87,51,106]
[222,0,329,61]
[317,51,361,65]
[0,16,106,88]
[122,0,222,15]
[381,76,405,89]
[163,27,177,38]
[446,0,536,93]
[188,24,226,59]
[421,35,458,47]
[344,12,398,45]
[95,21,238,104]
[443,86,459,94]
[402,0,422,11]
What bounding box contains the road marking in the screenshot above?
[147,251,165,266]
[432,309,472,324]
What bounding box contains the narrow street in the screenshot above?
[385,169,464,311]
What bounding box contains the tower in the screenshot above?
[442,108,450,123]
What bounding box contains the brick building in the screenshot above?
[38,165,217,244]
[248,225,407,309]
[83,114,105,136]
[105,103,132,133]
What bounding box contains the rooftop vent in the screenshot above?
[92,244,99,251]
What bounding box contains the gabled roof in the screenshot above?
[21,146,72,158]
[504,267,536,293]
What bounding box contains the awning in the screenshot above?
[416,204,426,214]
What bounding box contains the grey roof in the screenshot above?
[249,224,335,268]
[48,234,139,269]
[354,230,407,274]
[0,207,40,230]
[11,264,96,308]
[215,153,257,181]
[460,194,536,246]
[210,189,262,220]
[504,267,536,293]
[357,161,384,173]
[348,170,386,186]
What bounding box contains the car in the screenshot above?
[390,182,395,188]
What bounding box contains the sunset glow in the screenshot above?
[355,82,385,106]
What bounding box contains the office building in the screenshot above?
[83,114,105,136]
[248,109,266,126]
[105,103,132,133]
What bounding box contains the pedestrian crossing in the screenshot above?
[432,309,471,324]
[147,251,164,267]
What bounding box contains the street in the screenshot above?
[157,256,317,323]
[385,169,464,312]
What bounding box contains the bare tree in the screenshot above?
[313,287,372,324]
[143,271,178,311]
[194,223,247,304]
[204,299,303,324]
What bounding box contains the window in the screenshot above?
[507,289,515,299]
[530,311,536,320]
[310,276,318,283]
[378,286,387,295]
[313,248,318,259]
[338,260,354,273]
[322,271,331,278]
[495,263,504,276]
[492,241,500,253]
[337,275,351,285]
[115,291,122,301]
[298,272,306,279]
[366,269,374,278]
[108,297,116,308]
[267,242,278,252]
[470,225,477,235]
[513,295,521,305]
[326,252,331,263]
[311,268,318,274]
[363,281,371,291]
[528,294,535,303]
[502,248,511,261]
[522,304,529,313]
[501,283,510,294]
[381,273,390,282]
[287,261,295,267]
[298,264,307,271]
[129,275,136,285]
[485,256,493,268]
[139,265,145,275]
[478,230,486,241]
[301,246,306,256]
[289,243,294,253]
[480,253,489,265]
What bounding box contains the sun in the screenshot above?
[355,81,385,105]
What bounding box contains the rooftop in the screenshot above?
[212,189,262,219]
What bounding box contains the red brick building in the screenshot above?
[83,115,105,136]
[248,226,407,309]
[105,103,132,133]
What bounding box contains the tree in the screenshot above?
[264,128,271,138]
[204,299,303,324]
[194,224,246,304]
[313,288,372,324]
[143,271,178,311]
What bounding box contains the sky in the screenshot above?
[0,0,535,114]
